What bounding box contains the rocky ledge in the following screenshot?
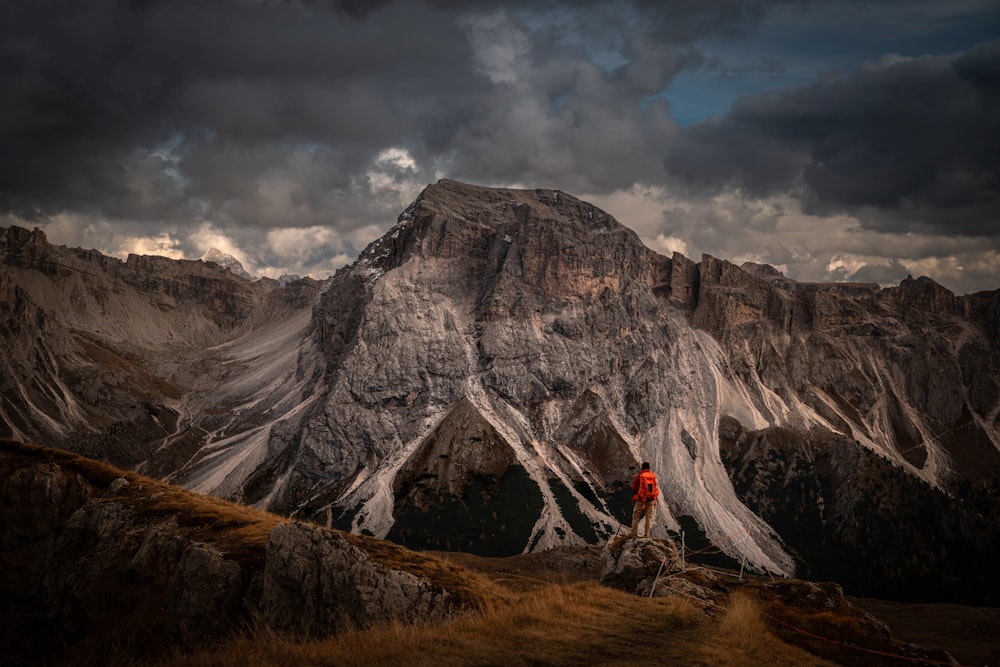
[0,440,475,665]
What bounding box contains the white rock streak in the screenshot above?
[166,306,323,501]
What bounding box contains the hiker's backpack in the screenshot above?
[636,470,659,502]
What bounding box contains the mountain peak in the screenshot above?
[352,179,652,286]
[414,179,626,234]
[201,248,252,280]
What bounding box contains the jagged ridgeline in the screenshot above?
[2,179,999,602]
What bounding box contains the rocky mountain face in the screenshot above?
[0,225,323,477]
[2,179,998,602]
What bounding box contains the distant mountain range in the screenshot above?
[2,179,998,602]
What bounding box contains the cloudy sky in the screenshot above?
[2,1,998,293]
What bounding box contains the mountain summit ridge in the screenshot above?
[2,180,998,601]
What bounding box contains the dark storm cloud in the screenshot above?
[665,41,1000,236]
[427,0,788,42]
[440,29,699,192]
[0,0,798,227]
[4,0,995,291]
[0,0,483,223]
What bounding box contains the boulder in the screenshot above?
[599,536,680,595]
[166,543,246,646]
[248,522,463,637]
[599,536,724,607]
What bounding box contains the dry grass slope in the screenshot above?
[141,585,837,667]
[1,438,286,565]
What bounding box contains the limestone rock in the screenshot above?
[598,535,727,608]
[599,536,681,594]
[0,461,92,620]
[166,543,246,646]
[250,522,461,636]
[0,446,478,662]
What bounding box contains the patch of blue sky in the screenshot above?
[660,70,789,125]
[520,2,996,126]
[657,1,1000,126]
[659,38,806,125]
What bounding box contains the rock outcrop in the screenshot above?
[0,441,474,665]
[600,537,683,596]
[252,522,461,636]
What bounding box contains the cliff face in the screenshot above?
[277,180,997,587]
[0,225,323,472]
[2,180,999,601]
[290,180,795,571]
[682,253,1000,485]
[1,226,265,345]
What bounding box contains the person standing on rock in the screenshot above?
[629,462,659,538]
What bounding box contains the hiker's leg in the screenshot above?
[630,502,641,537]
[644,503,653,537]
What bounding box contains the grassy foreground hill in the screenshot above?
[2,439,996,666]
